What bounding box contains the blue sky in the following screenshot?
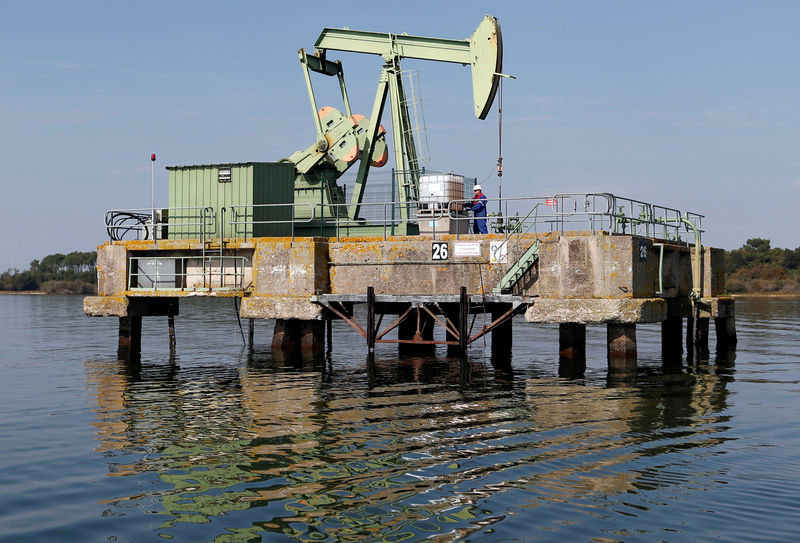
[1,1,798,270]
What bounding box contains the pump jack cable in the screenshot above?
[234,298,246,347]
[497,77,503,216]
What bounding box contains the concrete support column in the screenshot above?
[696,318,710,360]
[715,316,738,351]
[607,322,637,370]
[272,319,301,351]
[558,323,586,378]
[118,316,142,361]
[661,316,683,362]
[300,320,325,352]
[491,308,513,358]
[686,317,710,361]
[559,323,586,360]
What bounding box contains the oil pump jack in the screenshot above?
[285,15,503,230]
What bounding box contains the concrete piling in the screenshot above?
[300,320,325,352]
[607,323,637,369]
[686,317,710,361]
[272,319,325,352]
[118,316,142,361]
[272,319,301,351]
[491,308,513,357]
[661,316,683,361]
[715,316,738,351]
[559,323,586,361]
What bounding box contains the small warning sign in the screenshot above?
[489,241,508,263]
[452,242,482,258]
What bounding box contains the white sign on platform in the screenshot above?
[452,241,482,258]
[489,241,508,263]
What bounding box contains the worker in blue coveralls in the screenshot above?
[469,184,488,234]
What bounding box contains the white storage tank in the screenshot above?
[417,172,471,235]
[419,173,465,210]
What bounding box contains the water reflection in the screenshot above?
[86,348,735,542]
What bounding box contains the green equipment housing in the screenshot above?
[167,162,294,239]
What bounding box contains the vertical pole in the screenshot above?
[459,286,469,353]
[326,315,333,353]
[150,153,156,228]
[248,318,255,349]
[168,314,176,355]
[367,286,375,353]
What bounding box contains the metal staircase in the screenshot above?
[493,240,539,294]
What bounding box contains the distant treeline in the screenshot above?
[726,238,800,294]
[0,251,96,294]
[1,240,799,295]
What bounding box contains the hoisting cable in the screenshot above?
[497,77,503,217]
[234,297,246,346]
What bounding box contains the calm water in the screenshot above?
[1,295,799,542]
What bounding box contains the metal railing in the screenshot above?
[104,193,704,246]
[445,193,703,245]
[226,203,316,241]
[127,255,250,291]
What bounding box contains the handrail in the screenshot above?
[104,192,705,244]
[227,202,317,241]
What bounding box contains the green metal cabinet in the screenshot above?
[167,162,295,239]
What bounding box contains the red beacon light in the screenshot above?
[151,153,156,161]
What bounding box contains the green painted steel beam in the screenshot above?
[314,15,503,120]
[315,29,472,64]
